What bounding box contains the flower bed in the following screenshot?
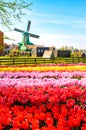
[0,63,86,72]
[0,64,86,130]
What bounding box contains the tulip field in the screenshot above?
[0,64,86,130]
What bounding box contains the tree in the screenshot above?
[0,0,32,29]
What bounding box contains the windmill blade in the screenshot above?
[14,28,25,33]
[27,20,31,32]
[29,33,39,38]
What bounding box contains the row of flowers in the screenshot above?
[0,64,86,72]
[0,84,86,106]
[0,71,86,79]
[0,77,86,88]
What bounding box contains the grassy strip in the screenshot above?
[0,57,86,65]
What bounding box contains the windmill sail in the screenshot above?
[27,20,31,32]
[14,28,24,33]
[29,33,39,38]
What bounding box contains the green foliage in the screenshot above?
[0,0,33,29]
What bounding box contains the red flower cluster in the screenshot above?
[0,84,86,130]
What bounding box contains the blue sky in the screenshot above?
[2,0,86,49]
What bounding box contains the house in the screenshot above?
[32,46,55,57]
[57,50,71,57]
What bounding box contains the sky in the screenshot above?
[1,0,86,49]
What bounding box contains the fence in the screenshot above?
[0,57,86,66]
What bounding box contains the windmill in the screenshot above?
[14,20,40,51]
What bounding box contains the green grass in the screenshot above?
[0,56,86,66]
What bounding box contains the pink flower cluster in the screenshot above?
[0,71,86,130]
[0,71,86,88]
[0,71,86,79]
